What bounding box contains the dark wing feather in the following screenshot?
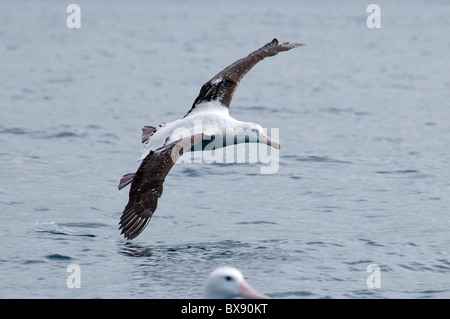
[119,135,203,240]
[185,38,303,116]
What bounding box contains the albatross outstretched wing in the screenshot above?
[185,38,303,116]
[119,135,202,240]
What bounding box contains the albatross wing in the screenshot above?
[185,38,303,116]
[119,135,203,240]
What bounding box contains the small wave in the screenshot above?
[0,127,31,135]
[236,220,277,225]
[375,169,419,174]
[270,290,314,298]
[245,105,268,111]
[0,126,86,139]
[59,222,107,229]
[22,259,46,264]
[343,259,375,266]
[375,169,430,179]
[373,137,404,144]
[45,131,85,139]
[319,107,371,116]
[432,264,450,273]
[350,289,382,297]
[47,77,75,83]
[306,241,326,246]
[180,167,202,177]
[1,201,25,206]
[86,124,102,130]
[31,222,97,237]
[320,107,353,114]
[295,156,351,164]
[317,205,340,213]
[418,289,450,296]
[398,262,433,272]
[359,238,384,247]
[45,254,73,261]
[399,260,450,273]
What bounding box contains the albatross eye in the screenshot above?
[225,276,233,281]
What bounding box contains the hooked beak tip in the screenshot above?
[271,141,281,150]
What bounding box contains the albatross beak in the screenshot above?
[238,279,270,299]
[260,132,281,150]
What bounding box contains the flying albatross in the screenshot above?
[118,38,303,240]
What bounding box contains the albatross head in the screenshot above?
[237,122,281,150]
[203,266,270,299]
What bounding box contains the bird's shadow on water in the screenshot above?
[116,239,253,262]
[118,241,155,258]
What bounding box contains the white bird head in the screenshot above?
[203,266,269,299]
[233,122,281,150]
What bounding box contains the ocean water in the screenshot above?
[1,0,449,299]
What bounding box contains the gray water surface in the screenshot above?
[1,0,449,298]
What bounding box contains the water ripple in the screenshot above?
[31,222,99,238]
[293,155,351,164]
[45,254,73,261]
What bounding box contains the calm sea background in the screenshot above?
[1,0,449,298]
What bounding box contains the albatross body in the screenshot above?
[118,39,303,240]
